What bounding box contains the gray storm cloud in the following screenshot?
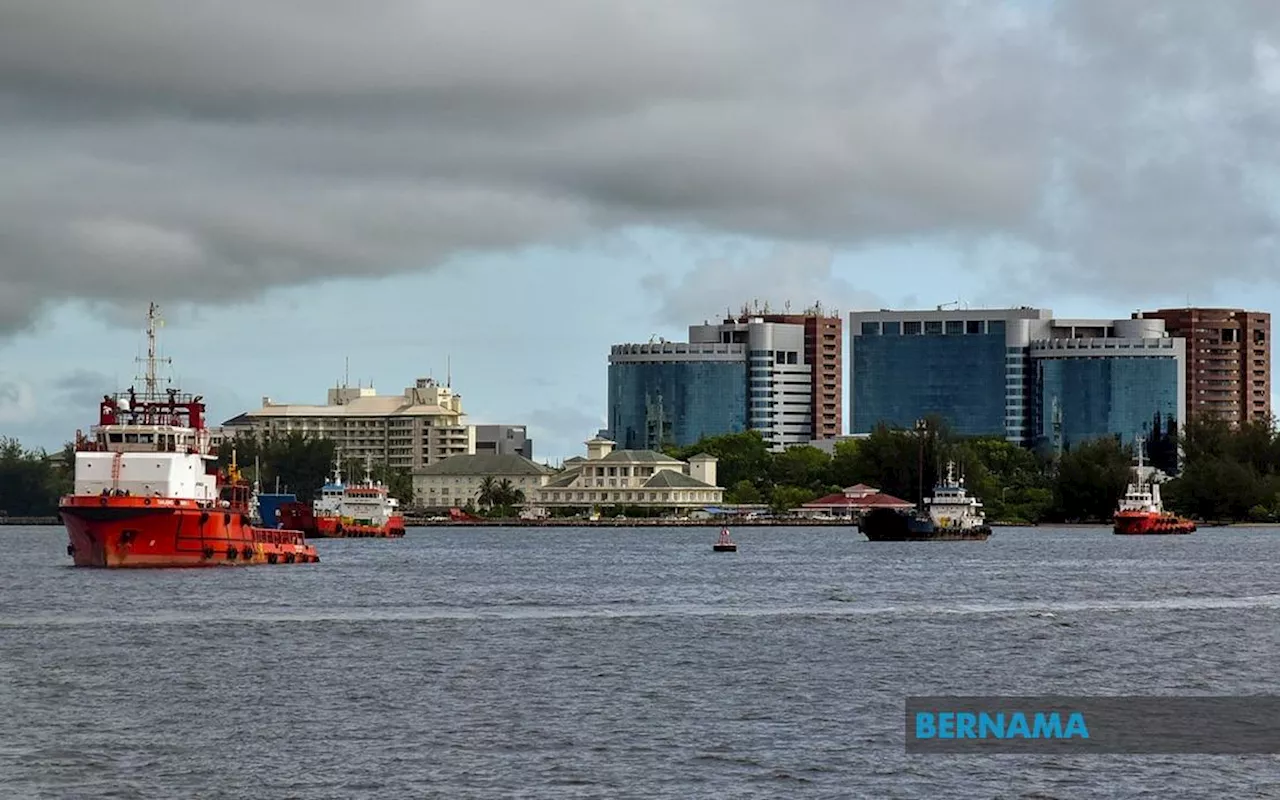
[0,0,1278,332]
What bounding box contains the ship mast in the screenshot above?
[135,302,172,401]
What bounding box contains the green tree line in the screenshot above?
[1161,417,1280,522]
[666,415,1280,524]
[0,437,73,516]
[215,433,414,505]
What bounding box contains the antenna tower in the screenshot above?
[135,302,172,400]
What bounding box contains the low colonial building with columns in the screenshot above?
[533,436,723,513]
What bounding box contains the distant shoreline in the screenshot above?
[7,516,1280,530]
[991,521,1280,529]
[406,517,852,527]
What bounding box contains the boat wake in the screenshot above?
[5,593,1280,628]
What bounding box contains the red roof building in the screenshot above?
[799,484,914,518]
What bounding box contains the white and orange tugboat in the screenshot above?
[1113,437,1195,535]
[59,303,319,567]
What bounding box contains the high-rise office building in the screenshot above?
[1137,308,1270,426]
[849,307,1186,447]
[724,304,843,439]
[849,307,1051,441]
[689,316,813,448]
[608,315,814,451]
[1031,317,1185,452]
[607,339,748,451]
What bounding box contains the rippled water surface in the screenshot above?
[3,524,1280,798]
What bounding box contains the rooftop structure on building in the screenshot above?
[850,306,1186,449]
[223,376,475,471]
[474,424,533,460]
[1136,308,1270,426]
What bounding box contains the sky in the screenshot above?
[1,1,1279,463]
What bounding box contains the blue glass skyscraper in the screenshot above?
[1031,335,1184,450]
[607,349,747,450]
[608,315,816,452]
[849,309,1185,447]
[849,308,1053,441]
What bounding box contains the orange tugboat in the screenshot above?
[1113,437,1195,536]
[59,303,320,568]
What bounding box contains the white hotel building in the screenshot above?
[222,377,476,471]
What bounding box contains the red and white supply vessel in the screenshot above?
[59,302,320,567]
[310,454,406,538]
[1112,436,1196,536]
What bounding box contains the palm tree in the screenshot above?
[482,479,524,518]
[477,476,498,510]
[495,478,518,508]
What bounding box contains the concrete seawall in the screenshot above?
[404,517,854,527]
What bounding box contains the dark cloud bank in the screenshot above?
[1,0,1278,333]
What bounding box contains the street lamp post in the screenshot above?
[915,418,927,509]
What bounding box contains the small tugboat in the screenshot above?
[860,461,992,541]
[713,528,737,552]
[1113,437,1195,535]
[59,303,319,568]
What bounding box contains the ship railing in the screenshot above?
[111,390,203,404]
[251,528,300,546]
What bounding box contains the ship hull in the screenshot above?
[60,496,320,568]
[859,508,992,542]
[1113,511,1196,535]
[312,515,406,538]
[278,501,317,537]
